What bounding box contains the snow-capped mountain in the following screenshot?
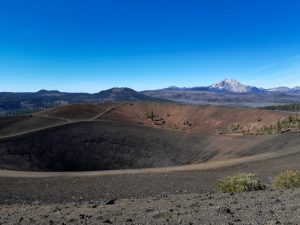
[210,79,246,92]
[148,78,299,94]
[154,79,264,93]
[209,79,257,93]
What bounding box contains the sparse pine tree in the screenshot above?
[150,110,155,121]
[277,120,282,132]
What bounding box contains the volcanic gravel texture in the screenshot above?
[1,189,300,225]
[1,150,300,224]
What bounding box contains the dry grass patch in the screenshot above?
[217,173,266,193]
[273,169,300,189]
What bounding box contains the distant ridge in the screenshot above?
[37,89,62,94]
[1,79,300,115]
[141,78,300,107]
[96,87,156,101]
[0,87,160,115]
[267,86,300,93]
[209,78,264,93]
[147,78,299,94]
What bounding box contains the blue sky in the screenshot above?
[0,0,300,92]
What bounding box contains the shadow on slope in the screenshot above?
[0,102,299,172]
[0,121,218,171]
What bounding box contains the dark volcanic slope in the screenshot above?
[0,102,299,172]
[0,121,213,171]
[0,114,65,137]
[36,102,118,120]
[1,120,300,172]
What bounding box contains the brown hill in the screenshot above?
[0,101,298,172]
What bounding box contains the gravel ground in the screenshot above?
[1,189,300,225]
[1,151,300,204]
[1,152,300,224]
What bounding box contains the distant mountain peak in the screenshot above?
[224,78,240,83]
[97,87,156,101]
[158,78,265,93]
[37,90,63,96]
[210,78,249,93]
[167,86,180,89]
[37,89,61,94]
[212,78,241,86]
[108,87,133,92]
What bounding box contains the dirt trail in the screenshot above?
[0,102,126,140]
[88,102,127,121]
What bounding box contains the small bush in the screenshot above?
[217,173,266,193]
[273,169,300,189]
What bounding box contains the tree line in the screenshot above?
[260,103,300,112]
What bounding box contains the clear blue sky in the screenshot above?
[1,0,300,92]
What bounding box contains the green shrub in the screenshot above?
[217,173,266,193]
[145,110,156,120]
[273,169,300,189]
